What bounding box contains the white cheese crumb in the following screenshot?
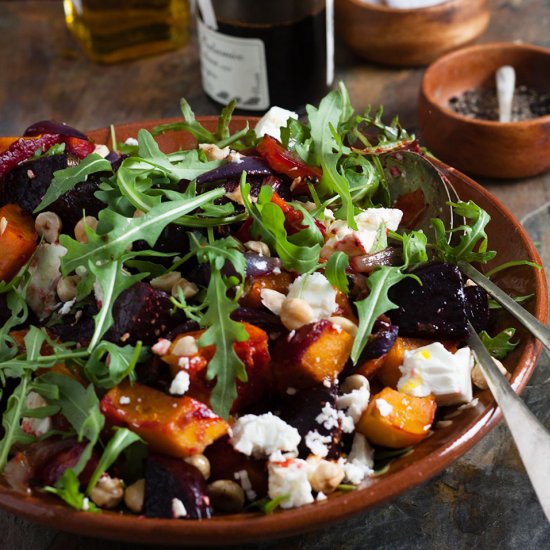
[151,338,172,356]
[82,497,90,511]
[171,498,188,518]
[304,430,332,458]
[234,469,257,501]
[286,273,338,322]
[254,106,299,141]
[178,356,190,369]
[336,375,370,424]
[375,398,393,417]
[169,370,190,396]
[124,137,139,146]
[268,457,313,509]
[21,392,52,438]
[58,297,76,316]
[340,433,374,485]
[231,413,301,459]
[119,396,131,405]
[198,142,230,161]
[316,491,327,501]
[315,402,354,434]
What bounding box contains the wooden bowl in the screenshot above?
[335,0,490,67]
[419,42,550,179]
[0,118,547,545]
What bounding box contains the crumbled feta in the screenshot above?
[254,106,299,141]
[375,398,393,417]
[198,142,230,161]
[336,375,370,424]
[151,338,172,356]
[21,392,52,438]
[234,469,257,501]
[397,343,474,405]
[26,244,67,320]
[321,208,403,259]
[58,298,76,316]
[316,402,354,434]
[119,396,131,405]
[171,498,188,518]
[286,273,337,321]
[178,356,190,369]
[169,370,190,396]
[93,144,110,158]
[304,430,332,458]
[341,433,374,485]
[82,497,90,511]
[316,491,327,501]
[268,457,314,509]
[230,413,301,459]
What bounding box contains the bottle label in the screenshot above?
[197,17,270,111]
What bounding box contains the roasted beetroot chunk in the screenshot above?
[388,262,470,339]
[144,454,213,519]
[357,317,399,364]
[278,384,342,459]
[106,282,175,345]
[0,153,106,226]
[464,285,490,332]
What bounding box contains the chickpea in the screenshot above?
[184,454,211,480]
[74,216,98,244]
[471,357,509,390]
[244,240,271,257]
[280,297,315,330]
[150,271,182,293]
[306,457,345,494]
[207,480,245,513]
[90,475,124,509]
[35,212,62,244]
[124,479,145,514]
[56,275,80,302]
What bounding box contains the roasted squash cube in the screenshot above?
[100,382,228,458]
[356,387,436,448]
[0,203,37,282]
[272,319,353,391]
[160,322,271,413]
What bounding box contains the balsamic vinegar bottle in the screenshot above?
[196,0,334,112]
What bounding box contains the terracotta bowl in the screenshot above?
[0,117,547,545]
[419,42,550,179]
[335,0,490,67]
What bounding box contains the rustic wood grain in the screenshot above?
[1,0,550,548]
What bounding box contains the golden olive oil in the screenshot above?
[64,0,189,63]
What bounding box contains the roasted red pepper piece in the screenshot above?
[0,135,95,179]
[0,134,62,179]
[256,135,322,180]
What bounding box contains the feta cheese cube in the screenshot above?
[397,343,474,405]
[268,457,314,509]
[254,107,299,141]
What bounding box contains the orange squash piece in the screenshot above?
[356,387,437,448]
[0,203,37,282]
[272,319,354,390]
[375,337,432,388]
[160,322,271,413]
[100,382,229,458]
[240,271,293,308]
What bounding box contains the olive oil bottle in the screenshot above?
[64,0,189,64]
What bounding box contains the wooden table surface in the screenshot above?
[1,0,550,548]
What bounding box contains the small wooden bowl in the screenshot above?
[419,42,550,179]
[335,0,490,67]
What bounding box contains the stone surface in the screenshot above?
[1,0,550,548]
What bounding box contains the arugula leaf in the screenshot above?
[34,154,113,213]
[433,201,496,264]
[240,180,321,274]
[480,328,519,359]
[351,267,412,363]
[87,260,146,349]
[86,428,143,495]
[192,237,249,418]
[0,372,33,470]
[45,469,100,512]
[325,251,350,294]
[402,230,428,268]
[485,260,542,278]
[84,341,144,388]
[60,187,225,274]
[321,154,357,229]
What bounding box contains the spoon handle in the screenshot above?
[467,323,550,523]
[458,262,550,351]
[496,65,515,123]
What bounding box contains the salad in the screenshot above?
[0,84,526,519]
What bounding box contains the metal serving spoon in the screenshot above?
[384,152,550,522]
